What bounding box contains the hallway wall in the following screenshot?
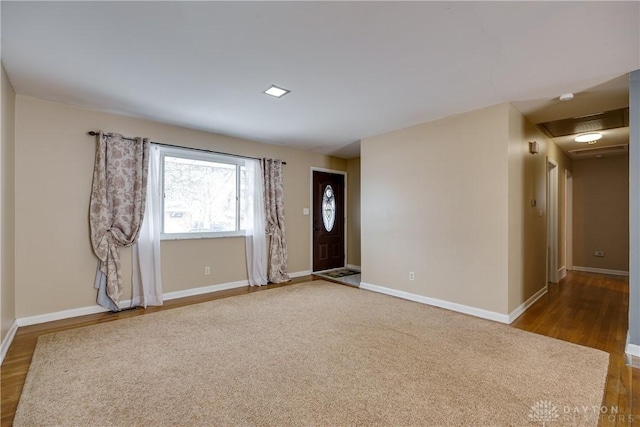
[573,155,630,273]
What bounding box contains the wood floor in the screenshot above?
[1,271,637,426]
[512,271,639,426]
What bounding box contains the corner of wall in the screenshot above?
[362,103,511,316]
[507,105,547,314]
[1,63,17,351]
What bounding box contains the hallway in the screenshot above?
[513,271,639,426]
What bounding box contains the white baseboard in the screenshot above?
[626,331,640,357]
[558,266,567,280]
[289,270,312,278]
[359,282,510,324]
[16,270,312,328]
[572,266,629,277]
[162,279,249,302]
[508,285,548,324]
[347,264,361,271]
[16,304,116,327]
[1,320,19,365]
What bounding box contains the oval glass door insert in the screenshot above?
[322,185,336,232]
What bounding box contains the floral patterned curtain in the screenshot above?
[262,159,290,283]
[90,132,149,310]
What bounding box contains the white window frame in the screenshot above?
[159,145,247,240]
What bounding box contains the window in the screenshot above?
[322,184,336,232]
[160,146,248,239]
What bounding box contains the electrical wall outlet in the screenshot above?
[594,250,604,257]
[409,271,415,281]
[204,266,211,275]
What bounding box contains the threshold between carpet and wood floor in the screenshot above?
[13,280,608,426]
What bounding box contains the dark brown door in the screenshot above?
[313,171,345,272]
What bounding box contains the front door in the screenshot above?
[313,171,345,272]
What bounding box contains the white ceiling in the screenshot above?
[2,2,639,159]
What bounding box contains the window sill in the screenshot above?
[161,232,245,241]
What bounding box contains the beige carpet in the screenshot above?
[15,281,609,426]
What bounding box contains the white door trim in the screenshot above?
[566,170,573,271]
[310,168,348,272]
[547,159,559,283]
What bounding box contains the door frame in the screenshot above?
[310,167,348,272]
[565,170,573,272]
[547,159,559,283]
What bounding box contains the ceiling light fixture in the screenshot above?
[264,85,290,98]
[559,93,574,102]
[574,133,603,143]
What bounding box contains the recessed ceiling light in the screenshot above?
[559,93,574,102]
[264,85,290,98]
[575,133,603,143]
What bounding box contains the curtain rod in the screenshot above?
[87,131,286,165]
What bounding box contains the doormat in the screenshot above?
[317,268,360,278]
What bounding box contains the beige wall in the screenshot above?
[1,65,16,342]
[347,157,361,267]
[15,96,347,318]
[573,155,629,271]
[362,102,572,317]
[507,105,571,313]
[362,104,510,315]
